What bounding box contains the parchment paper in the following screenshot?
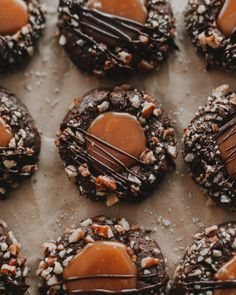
[0,0,235,293]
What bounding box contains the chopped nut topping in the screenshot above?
[96,175,117,190]
[69,228,85,244]
[106,195,119,207]
[78,164,91,177]
[205,225,218,236]
[141,102,155,118]
[92,224,114,238]
[140,149,156,164]
[8,244,19,256]
[141,257,160,269]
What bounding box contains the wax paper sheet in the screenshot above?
[0,0,235,293]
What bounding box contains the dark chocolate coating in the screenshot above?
[0,87,41,197]
[185,0,236,72]
[0,0,45,73]
[57,0,177,78]
[56,85,177,205]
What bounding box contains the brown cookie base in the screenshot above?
[37,216,168,294]
[56,85,177,206]
[0,87,41,197]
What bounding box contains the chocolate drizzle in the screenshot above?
[63,124,147,190]
[0,278,29,295]
[176,279,236,293]
[40,273,168,294]
[216,117,236,179]
[59,2,178,68]
[0,147,38,178]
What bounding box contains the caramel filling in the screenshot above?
[87,0,147,24]
[217,122,236,180]
[217,0,236,36]
[0,118,13,147]
[87,112,146,172]
[214,256,236,295]
[0,0,28,36]
[63,241,137,293]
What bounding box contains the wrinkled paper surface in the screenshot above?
[0,0,235,293]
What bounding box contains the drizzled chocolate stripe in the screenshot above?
[68,144,131,190]
[77,127,144,165]
[216,117,236,141]
[216,117,236,178]
[0,279,29,294]
[62,125,147,188]
[0,147,37,157]
[60,2,178,64]
[41,274,168,294]
[0,147,38,177]
[179,279,236,293]
[71,5,177,46]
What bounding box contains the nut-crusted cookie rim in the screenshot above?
[0,86,41,197]
[182,85,236,208]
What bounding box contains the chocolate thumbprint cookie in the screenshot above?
[183,85,236,209]
[56,85,177,206]
[37,216,168,294]
[0,0,46,72]
[0,87,41,198]
[58,0,178,78]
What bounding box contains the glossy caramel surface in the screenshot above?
[217,123,236,180]
[217,0,236,36]
[0,0,28,36]
[87,0,147,24]
[0,118,13,147]
[215,256,236,295]
[63,241,137,292]
[87,112,146,171]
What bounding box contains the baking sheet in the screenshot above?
[0,0,236,293]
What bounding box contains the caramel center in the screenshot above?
[214,256,236,295]
[0,118,13,147]
[217,122,236,180]
[0,0,28,36]
[217,0,236,36]
[63,241,137,293]
[87,0,147,24]
[87,112,146,172]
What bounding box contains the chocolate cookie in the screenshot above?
[0,219,29,294]
[0,86,41,198]
[37,215,168,294]
[58,0,178,78]
[0,0,46,73]
[185,0,236,72]
[171,222,236,295]
[183,85,236,209]
[56,85,177,206]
